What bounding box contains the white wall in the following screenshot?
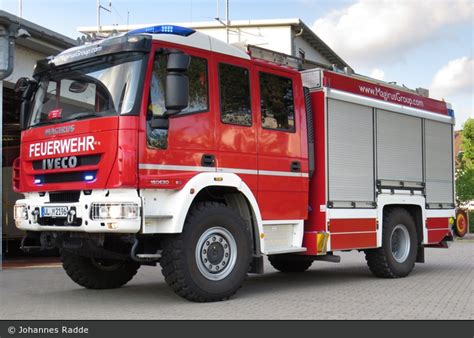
[4,44,46,86]
[197,26,293,56]
[293,36,329,64]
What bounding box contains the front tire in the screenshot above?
[160,202,252,302]
[365,208,418,278]
[60,251,140,289]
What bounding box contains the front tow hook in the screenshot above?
[66,208,76,224]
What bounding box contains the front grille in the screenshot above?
[35,171,97,184]
[32,154,101,170]
[49,191,81,203]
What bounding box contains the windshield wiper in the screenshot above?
[60,112,106,123]
[30,120,56,128]
[30,111,114,128]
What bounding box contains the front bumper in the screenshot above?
[14,189,142,233]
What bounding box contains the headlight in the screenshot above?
[90,203,139,220]
[14,204,28,220]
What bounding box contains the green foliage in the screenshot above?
[461,118,474,165]
[456,118,474,204]
[456,166,474,203]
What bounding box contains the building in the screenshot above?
[0,10,76,249]
[78,18,350,70]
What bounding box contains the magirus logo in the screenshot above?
[44,125,75,136]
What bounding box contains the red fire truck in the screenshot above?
[13,25,456,302]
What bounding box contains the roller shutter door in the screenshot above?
[327,99,374,203]
[425,120,454,205]
[377,110,423,182]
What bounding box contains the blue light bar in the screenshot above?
[447,108,455,117]
[128,25,195,37]
[84,174,95,182]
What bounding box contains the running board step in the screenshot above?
[136,253,162,259]
[265,247,307,255]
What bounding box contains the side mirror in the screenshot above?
[165,52,190,116]
[14,77,38,130]
[14,77,37,101]
[69,80,89,93]
[14,77,30,95]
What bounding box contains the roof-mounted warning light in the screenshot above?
[446,103,455,118]
[128,25,195,37]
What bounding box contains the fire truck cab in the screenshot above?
[13,25,456,302]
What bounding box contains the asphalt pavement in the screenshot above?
[1,240,472,320]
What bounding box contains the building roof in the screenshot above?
[78,18,350,69]
[0,10,76,55]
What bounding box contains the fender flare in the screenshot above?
[141,172,265,252]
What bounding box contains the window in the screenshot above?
[29,53,145,128]
[219,63,252,126]
[148,54,209,118]
[259,72,295,132]
[147,53,209,149]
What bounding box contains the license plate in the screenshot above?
[41,206,69,218]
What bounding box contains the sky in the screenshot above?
[1,0,472,129]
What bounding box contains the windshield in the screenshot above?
[28,53,146,128]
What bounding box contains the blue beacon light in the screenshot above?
[128,25,195,37]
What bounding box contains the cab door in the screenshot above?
[213,55,258,193]
[255,66,308,220]
[138,42,215,189]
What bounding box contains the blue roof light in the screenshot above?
[447,108,455,117]
[128,25,195,37]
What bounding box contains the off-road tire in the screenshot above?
[268,255,312,273]
[365,208,418,278]
[160,202,252,302]
[60,251,140,289]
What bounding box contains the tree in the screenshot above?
[456,118,474,204]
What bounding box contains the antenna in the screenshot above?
[97,0,112,33]
[18,0,23,18]
[214,0,230,43]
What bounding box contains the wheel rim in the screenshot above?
[390,224,410,263]
[195,226,237,281]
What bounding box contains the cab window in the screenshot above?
[219,63,252,126]
[259,72,295,132]
[147,52,209,149]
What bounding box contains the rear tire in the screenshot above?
[160,202,252,302]
[60,251,140,289]
[365,208,418,278]
[268,255,312,273]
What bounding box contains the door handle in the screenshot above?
[291,161,301,172]
[201,154,215,167]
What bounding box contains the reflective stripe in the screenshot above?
[259,170,309,178]
[217,167,258,175]
[139,163,309,178]
[138,164,216,172]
